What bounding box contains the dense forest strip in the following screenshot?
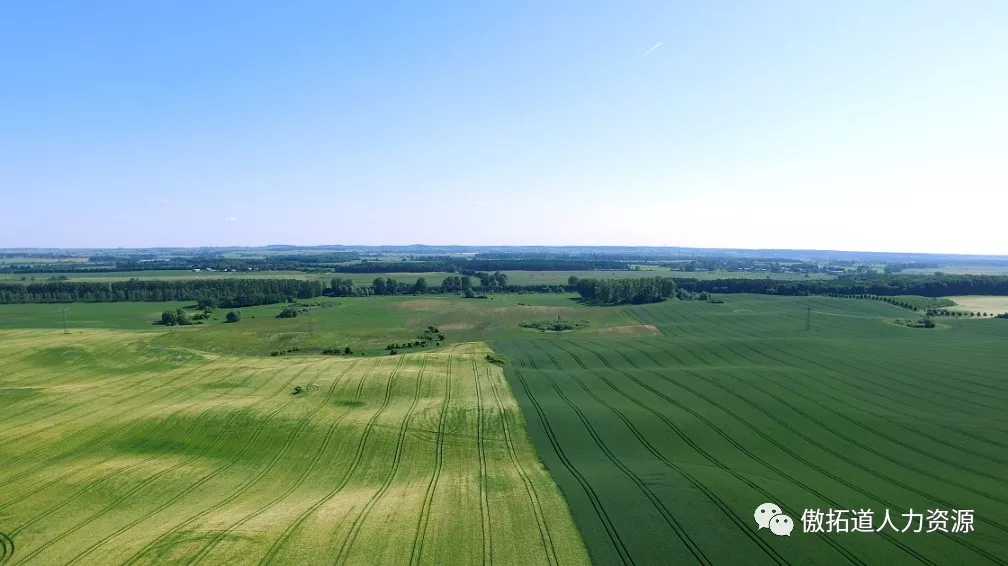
[4,273,1008,306]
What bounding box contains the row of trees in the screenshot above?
[672,274,1008,297]
[572,277,677,305]
[0,279,325,306]
[5,273,1008,306]
[326,259,628,274]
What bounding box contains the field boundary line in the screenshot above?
[532,341,714,565]
[551,340,788,566]
[485,362,559,566]
[513,368,634,566]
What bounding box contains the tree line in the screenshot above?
[2,257,633,275]
[672,274,1008,297]
[0,279,325,306]
[571,276,677,305]
[4,273,1008,306]
[321,258,629,274]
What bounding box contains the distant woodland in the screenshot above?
[3,273,1008,306]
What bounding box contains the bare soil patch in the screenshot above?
[597,324,660,336]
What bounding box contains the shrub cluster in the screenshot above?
[519,319,590,332]
[385,326,444,352]
[276,306,299,318]
[270,345,300,356]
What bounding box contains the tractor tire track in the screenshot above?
[409,348,454,566]
[513,369,634,566]
[0,356,227,449]
[473,359,493,566]
[546,341,782,566]
[257,356,403,566]
[180,360,363,566]
[691,340,1008,515]
[15,360,316,566]
[0,364,259,517]
[485,364,559,566]
[539,364,712,566]
[0,362,250,491]
[559,339,868,566]
[621,339,997,565]
[758,340,1008,445]
[331,356,428,566]
[111,360,336,565]
[78,360,323,566]
[745,348,1008,467]
[0,359,239,486]
[718,341,1008,482]
[603,340,931,566]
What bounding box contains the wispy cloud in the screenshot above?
[225,216,238,222]
[640,40,662,58]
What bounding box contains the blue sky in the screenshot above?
[2,1,1006,253]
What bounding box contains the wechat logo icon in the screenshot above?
[755,503,794,536]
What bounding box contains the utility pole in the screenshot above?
[60,307,70,334]
[806,306,811,331]
[308,311,313,336]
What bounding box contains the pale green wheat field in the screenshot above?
[0,331,589,565]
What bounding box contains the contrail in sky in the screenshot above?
[640,41,662,58]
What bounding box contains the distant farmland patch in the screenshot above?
[948,295,1008,315]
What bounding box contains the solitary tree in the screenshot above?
[225,310,242,323]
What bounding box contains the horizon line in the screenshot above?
[2,245,1008,259]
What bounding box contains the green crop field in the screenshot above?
[0,332,590,565]
[2,292,1006,565]
[493,295,1008,565]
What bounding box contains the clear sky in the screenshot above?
[2,1,1006,254]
